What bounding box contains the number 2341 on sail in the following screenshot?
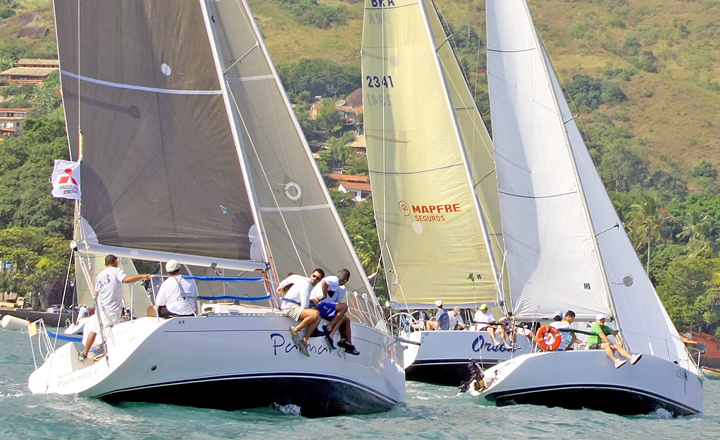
[366,75,394,88]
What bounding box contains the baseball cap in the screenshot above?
[554,310,562,318]
[596,313,606,321]
[480,304,488,310]
[166,259,181,272]
[435,300,443,307]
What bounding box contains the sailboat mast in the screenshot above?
[198,1,274,282]
[520,1,619,324]
[417,0,506,306]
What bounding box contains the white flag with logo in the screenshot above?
[51,160,81,200]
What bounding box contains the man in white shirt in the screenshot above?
[473,304,504,346]
[153,260,199,318]
[549,310,581,351]
[279,269,324,356]
[310,269,358,355]
[448,307,467,330]
[75,304,88,325]
[78,254,151,361]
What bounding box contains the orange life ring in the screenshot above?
[535,325,561,351]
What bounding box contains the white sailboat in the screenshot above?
[472,0,703,415]
[361,0,529,386]
[25,0,405,418]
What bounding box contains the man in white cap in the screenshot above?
[151,259,199,318]
[448,306,467,330]
[587,313,642,368]
[78,254,152,361]
[426,300,450,331]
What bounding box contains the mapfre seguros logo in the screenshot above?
[399,200,461,222]
[398,201,411,216]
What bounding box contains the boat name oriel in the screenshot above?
[472,335,513,353]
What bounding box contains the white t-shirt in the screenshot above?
[550,319,573,350]
[277,274,308,293]
[474,310,495,330]
[155,276,199,316]
[448,312,464,329]
[282,278,313,310]
[94,266,127,312]
[311,276,346,304]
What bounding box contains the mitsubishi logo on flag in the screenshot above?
[51,159,81,200]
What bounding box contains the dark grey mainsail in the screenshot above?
[56,1,255,262]
[55,0,381,321]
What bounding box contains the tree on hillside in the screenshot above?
[677,210,717,258]
[625,194,669,275]
[0,227,71,311]
[315,99,343,133]
[656,257,720,336]
[0,115,72,238]
[277,58,360,100]
[598,143,650,191]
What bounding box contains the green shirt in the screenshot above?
[587,322,614,347]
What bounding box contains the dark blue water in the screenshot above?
[1,327,719,439]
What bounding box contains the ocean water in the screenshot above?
[1,328,719,440]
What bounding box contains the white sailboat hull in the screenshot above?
[476,350,703,415]
[29,314,406,418]
[402,330,531,386]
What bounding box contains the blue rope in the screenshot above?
[181,276,263,282]
[197,295,271,301]
[47,330,82,343]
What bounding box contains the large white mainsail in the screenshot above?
[362,0,505,309]
[488,0,689,362]
[488,0,612,321]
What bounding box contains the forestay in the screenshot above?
[362,0,505,309]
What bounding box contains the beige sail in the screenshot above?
[362,0,503,307]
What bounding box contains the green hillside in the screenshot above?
[3,0,720,331]
[251,0,720,173]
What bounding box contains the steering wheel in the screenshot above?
[388,312,420,335]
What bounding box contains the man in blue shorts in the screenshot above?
[311,269,358,355]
